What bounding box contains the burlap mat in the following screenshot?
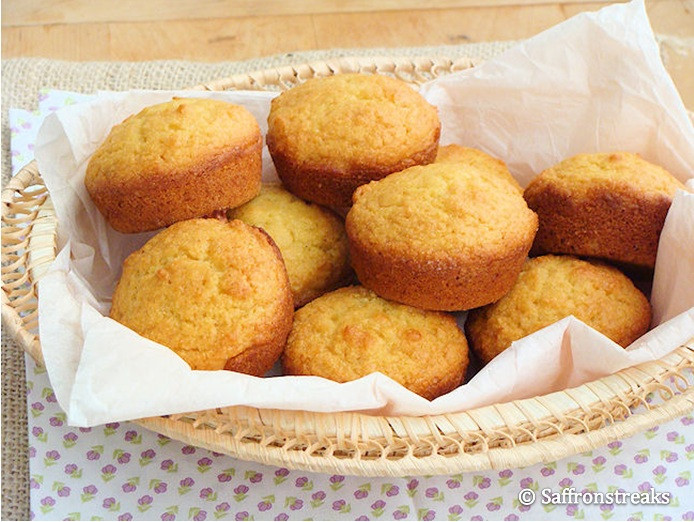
[0,41,516,520]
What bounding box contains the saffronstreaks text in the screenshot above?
[518,487,671,506]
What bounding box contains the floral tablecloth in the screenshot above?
[11,91,694,521]
[23,357,694,521]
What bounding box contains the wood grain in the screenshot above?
[1,0,608,25]
[312,5,571,48]
[1,0,692,107]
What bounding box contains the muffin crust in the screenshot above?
[283,286,469,400]
[229,184,352,307]
[110,218,293,374]
[267,73,440,207]
[86,98,262,233]
[466,255,652,364]
[346,162,538,310]
[524,152,685,268]
[436,144,522,193]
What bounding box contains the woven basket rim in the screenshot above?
[3,56,694,477]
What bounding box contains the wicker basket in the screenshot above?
[2,57,693,477]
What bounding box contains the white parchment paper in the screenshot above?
[35,0,694,426]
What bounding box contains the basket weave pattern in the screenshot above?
[2,58,693,477]
[149,346,693,476]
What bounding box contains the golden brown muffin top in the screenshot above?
[267,73,440,171]
[436,144,522,193]
[525,152,685,198]
[283,286,468,399]
[86,98,260,186]
[228,184,351,307]
[466,255,651,363]
[347,162,538,258]
[110,218,292,371]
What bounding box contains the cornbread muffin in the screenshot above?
[228,184,352,307]
[110,218,293,374]
[524,152,686,268]
[267,73,440,208]
[346,162,538,311]
[283,286,469,400]
[86,98,262,233]
[466,255,651,364]
[436,144,522,193]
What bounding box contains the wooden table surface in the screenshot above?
[2,0,693,106]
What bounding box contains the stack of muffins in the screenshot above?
[86,75,686,400]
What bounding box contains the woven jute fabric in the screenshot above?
[0,41,514,521]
